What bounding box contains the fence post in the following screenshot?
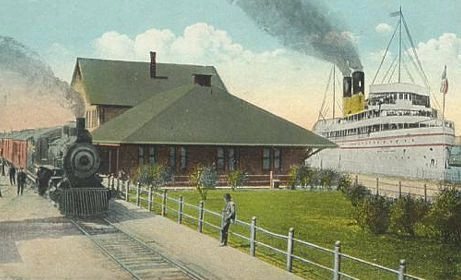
[116,178,120,197]
[376,177,379,195]
[398,259,406,280]
[398,181,402,198]
[424,184,427,202]
[178,196,184,224]
[250,216,257,257]
[354,175,358,187]
[136,182,141,207]
[333,241,341,280]
[111,176,115,191]
[286,227,294,272]
[161,189,167,216]
[148,187,153,212]
[125,180,130,202]
[269,170,273,189]
[198,201,204,232]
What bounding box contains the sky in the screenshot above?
[0,0,460,131]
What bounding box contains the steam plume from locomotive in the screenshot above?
[229,0,362,76]
[0,36,85,131]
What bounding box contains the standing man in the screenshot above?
[9,165,16,185]
[17,168,26,195]
[220,193,236,246]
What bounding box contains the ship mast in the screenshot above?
[372,7,430,88]
[332,65,336,118]
[398,6,402,83]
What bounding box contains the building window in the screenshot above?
[263,148,271,170]
[262,148,282,171]
[180,146,187,170]
[149,146,156,164]
[274,148,281,170]
[217,147,225,170]
[169,147,176,169]
[138,146,144,165]
[228,148,236,171]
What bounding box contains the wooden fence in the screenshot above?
[352,173,457,202]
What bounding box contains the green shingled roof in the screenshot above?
[92,84,337,148]
[72,58,226,106]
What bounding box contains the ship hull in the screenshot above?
[307,126,456,181]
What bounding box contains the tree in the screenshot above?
[190,164,218,200]
[389,195,429,236]
[132,163,172,190]
[288,165,315,189]
[427,187,461,244]
[227,169,248,191]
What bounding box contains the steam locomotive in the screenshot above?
[0,118,111,216]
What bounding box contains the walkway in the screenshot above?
[0,174,302,279]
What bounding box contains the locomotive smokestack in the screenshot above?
[76,117,85,135]
[150,51,156,78]
[352,71,365,94]
[75,117,91,143]
[343,76,352,98]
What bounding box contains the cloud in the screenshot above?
[375,23,393,34]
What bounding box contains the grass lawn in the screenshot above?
[138,189,460,279]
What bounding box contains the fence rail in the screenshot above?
[103,176,425,280]
[352,173,460,202]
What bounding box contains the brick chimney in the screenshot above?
[150,51,156,78]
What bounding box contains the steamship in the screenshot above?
[307,10,457,181]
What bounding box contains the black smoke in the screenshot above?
[0,36,85,130]
[230,0,362,76]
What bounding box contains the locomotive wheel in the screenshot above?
[63,143,101,179]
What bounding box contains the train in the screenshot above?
[0,117,111,216]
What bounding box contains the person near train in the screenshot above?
[9,165,16,185]
[17,168,27,196]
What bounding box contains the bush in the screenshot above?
[288,165,316,188]
[341,182,371,207]
[389,195,430,236]
[427,187,461,244]
[318,169,337,189]
[355,195,391,234]
[190,164,218,201]
[132,163,172,189]
[227,169,248,191]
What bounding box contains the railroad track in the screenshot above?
[71,217,204,280]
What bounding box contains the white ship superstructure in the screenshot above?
[307,9,457,181]
[309,81,455,180]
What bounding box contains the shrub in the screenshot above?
[190,164,218,201]
[132,163,172,190]
[227,169,248,191]
[427,187,461,244]
[389,195,430,236]
[287,165,317,189]
[318,169,337,189]
[337,174,352,193]
[341,182,371,207]
[355,195,391,234]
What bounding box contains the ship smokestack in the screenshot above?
[343,76,352,97]
[352,71,365,94]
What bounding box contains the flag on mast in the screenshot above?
[440,65,449,94]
